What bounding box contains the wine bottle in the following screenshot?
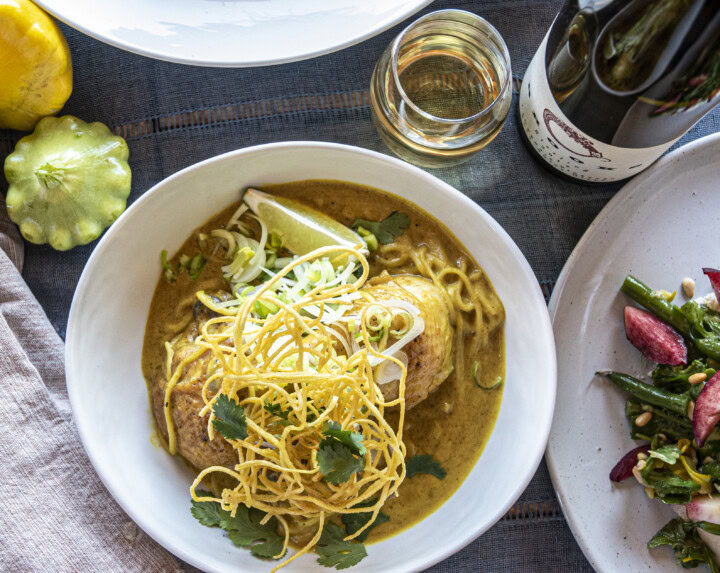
[519,0,720,183]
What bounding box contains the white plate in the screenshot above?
[65,142,556,572]
[37,0,432,67]
[548,133,720,572]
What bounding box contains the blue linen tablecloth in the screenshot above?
[1,0,719,570]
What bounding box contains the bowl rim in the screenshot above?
[65,141,557,571]
[35,0,434,68]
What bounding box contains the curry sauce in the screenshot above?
[141,179,504,543]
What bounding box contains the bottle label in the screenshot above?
[519,34,678,183]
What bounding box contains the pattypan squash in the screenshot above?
[0,0,73,131]
[4,115,131,250]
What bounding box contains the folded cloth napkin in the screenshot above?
[0,200,182,571]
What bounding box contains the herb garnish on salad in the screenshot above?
[604,269,720,571]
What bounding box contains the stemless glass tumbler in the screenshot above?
[370,10,512,168]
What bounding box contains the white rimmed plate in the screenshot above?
[37,0,432,67]
[66,142,556,572]
[548,133,720,572]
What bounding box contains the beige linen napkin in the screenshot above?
[0,201,183,572]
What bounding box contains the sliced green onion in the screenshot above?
[473,361,503,390]
[273,257,294,269]
[389,310,413,337]
[320,260,336,282]
[232,282,250,298]
[356,226,379,251]
[365,306,391,332]
[188,254,207,280]
[356,331,382,342]
[268,232,283,249]
[210,229,237,258]
[223,246,255,281]
[254,299,280,319]
[306,261,323,283]
[160,250,176,283]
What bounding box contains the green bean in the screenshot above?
[621,275,690,334]
[600,371,690,416]
[625,399,692,441]
[622,275,720,362]
[695,338,720,362]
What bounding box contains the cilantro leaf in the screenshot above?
[644,468,700,503]
[648,445,682,465]
[190,491,226,527]
[405,454,447,480]
[323,422,366,456]
[341,499,389,542]
[648,518,720,572]
[316,523,367,569]
[264,400,290,420]
[318,440,365,484]
[212,394,248,441]
[224,506,284,559]
[190,495,284,560]
[351,212,410,245]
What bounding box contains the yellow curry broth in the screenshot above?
[142,179,504,543]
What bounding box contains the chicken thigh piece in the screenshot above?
[151,293,237,470]
[360,274,454,408]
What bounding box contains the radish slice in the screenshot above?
[609,444,650,482]
[687,495,720,525]
[694,372,720,447]
[624,306,688,366]
[703,268,720,301]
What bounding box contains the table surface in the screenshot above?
[2,0,719,571]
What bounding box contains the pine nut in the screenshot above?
[635,412,653,427]
[689,372,708,385]
[688,400,695,420]
[682,277,696,298]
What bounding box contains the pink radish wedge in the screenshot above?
[609,444,650,482]
[693,372,720,447]
[624,306,687,366]
[703,268,720,300]
[687,495,720,525]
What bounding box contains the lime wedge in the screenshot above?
[243,188,367,260]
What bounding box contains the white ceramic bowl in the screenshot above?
[66,142,556,572]
[37,0,432,67]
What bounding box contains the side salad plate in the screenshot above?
[548,132,720,572]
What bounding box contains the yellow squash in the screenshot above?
[0,0,72,131]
